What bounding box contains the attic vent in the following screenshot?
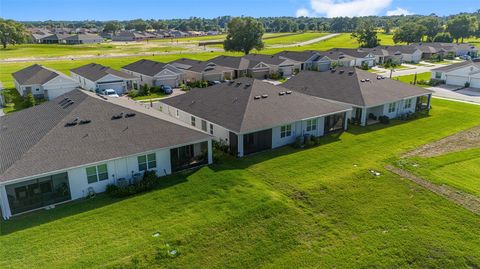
[228,81,235,85]
[360,79,366,83]
[330,69,336,73]
[348,71,354,75]
[286,90,292,95]
[236,82,242,86]
[254,95,261,100]
[125,112,136,118]
[365,78,370,82]
[65,118,79,127]
[279,91,285,96]
[59,97,70,105]
[79,119,91,125]
[245,83,251,87]
[62,100,74,109]
[112,112,124,120]
[339,55,345,59]
[261,94,268,98]
[377,76,382,80]
[339,70,345,74]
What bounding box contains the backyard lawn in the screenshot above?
[394,72,431,87]
[1,99,480,268]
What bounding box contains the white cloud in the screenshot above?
[300,0,393,18]
[386,7,412,16]
[296,8,311,17]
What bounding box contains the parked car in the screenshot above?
[161,85,173,94]
[102,89,119,98]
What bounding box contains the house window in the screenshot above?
[140,75,143,82]
[280,124,292,138]
[138,153,157,171]
[86,164,108,184]
[210,123,214,135]
[201,120,207,131]
[404,99,412,109]
[388,102,396,113]
[191,116,196,127]
[435,72,442,79]
[306,119,317,132]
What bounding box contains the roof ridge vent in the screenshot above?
[365,78,370,82]
[65,118,79,127]
[348,71,354,75]
[112,112,124,120]
[79,119,91,125]
[360,79,366,83]
[279,91,285,96]
[125,112,136,118]
[339,70,345,74]
[254,95,261,100]
[261,94,268,98]
[286,90,292,94]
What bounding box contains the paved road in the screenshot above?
[267,33,340,48]
[428,85,480,105]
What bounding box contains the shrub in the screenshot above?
[128,89,138,98]
[106,170,159,198]
[105,184,119,195]
[361,62,369,70]
[268,72,282,80]
[378,115,390,124]
[294,136,303,148]
[428,79,442,86]
[465,82,470,88]
[23,92,36,107]
[138,84,150,96]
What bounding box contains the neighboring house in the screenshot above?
[64,34,104,44]
[243,54,303,77]
[207,55,251,79]
[369,46,423,64]
[324,48,376,68]
[12,64,79,100]
[431,60,480,88]
[112,31,148,42]
[169,58,234,82]
[455,43,479,58]
[0,89,212,219]
[40,34,71,44]
[70,63,139,95]
[121,59,184,87]
[159,77,351,157]
[274,50,332,71]
[282,68,432,126]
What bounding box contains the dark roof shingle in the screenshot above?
[71,63,137,81]
[12,64,60,85]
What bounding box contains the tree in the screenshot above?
[446,15,477,43]
[383,20,392,34]
[393,22,425,44]
[223,17,264,55]
[433,32,453,43]
[0,19,28,49]
[24,92,36,108]
[420,17,442,42]
[103,21,121,35]
[351,20,380,48]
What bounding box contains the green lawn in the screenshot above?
[400,148,480,197]
[263,32,329,46]
[132,92,169,101]
[394,72,431,87]
[1,99,480,268]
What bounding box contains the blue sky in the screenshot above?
[0,0,478,21]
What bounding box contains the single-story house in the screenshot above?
[274,50,332,71]
[207,56,251,79]
[324,48,376,68]
[112,31,148,42]
[71,63,139,95]
[122,59,185,87]
[159,77,351,157]
[455,43,479,58]
[0,89,212,219]
[243,54,303,77]
[40,34,71,44]
[12,64,79,100]
[282,68,432,126]
[169,58,234,82]
[64,34,104,45]
[369,46,423,64]
[431,60,480,88]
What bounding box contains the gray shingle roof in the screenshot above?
[122,59,170,76]
[274,50,325,62]
[12,64,59,85]
[0,89,210,182]
[325,48,372,59]
[282,68,432,107]
[242,54,290,66]
[431,60,479,72]
[169,58,232,73]
[161,77,350,133]
[64,34,103,41]
[71,63,137,82]
[208,56,251,70]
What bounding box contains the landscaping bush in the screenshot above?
[378,115,390,124]
[428,54,444,63]
[294,136,303,148]
[428,79,443,86]
[128,89,138,98]
[361,62,369,70]
[138,84,150,96]
[465,82,470,88]
[23,92,36,108]
[106,170,159,198]
[268,72,282,80]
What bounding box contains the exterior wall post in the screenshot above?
[207,140,213,164]
[360,107,368,126]
[0,185,12,220]
[237,134,244,157]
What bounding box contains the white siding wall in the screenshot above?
[271,117,326,149]
[121,69,155,86]
[381,97,417,118]
[42,75,79,100]
[71,72,97,91]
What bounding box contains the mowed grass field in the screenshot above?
[1,99,480,268]
[401,148,480,197]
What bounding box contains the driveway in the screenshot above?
[428,85,480,105]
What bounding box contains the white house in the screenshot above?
[243,54,303,77]
[12,64,79,100]
[431,60,480,88]
[274,50,332,71]
[121,59,184,87]
[325,48,376,68]
[169,58,234,82]
[159,77,351,157]
[283,68,433,126]
[70,63,139,95]
[0,89,212,219]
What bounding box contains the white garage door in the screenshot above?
[155,78,177,87]
[204,73,223,81]
[471,78,480,88]
[281,67,293,76]
[446,75,468,87]
[317,62,330,72]
[98,81,126,94]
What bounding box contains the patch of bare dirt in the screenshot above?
[386,165,480,216]
[403,126,480,158]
